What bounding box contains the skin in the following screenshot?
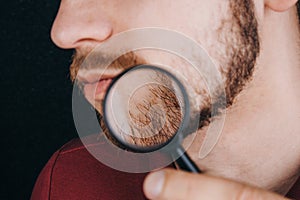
[51,0,300,199]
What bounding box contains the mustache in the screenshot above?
[69,49,146,84]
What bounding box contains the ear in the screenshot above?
[265,0,298,12]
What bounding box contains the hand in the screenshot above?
[143,169,289,200]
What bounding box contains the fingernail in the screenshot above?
[144,170,165,198]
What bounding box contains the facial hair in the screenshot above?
[69,0,259,149]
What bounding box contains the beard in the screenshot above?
[101,80,184,150]
[69,0,259,149]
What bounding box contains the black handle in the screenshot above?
[173,146,201,173]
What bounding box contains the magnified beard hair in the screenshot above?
[98,73,184,150]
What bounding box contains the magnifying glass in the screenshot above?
[103,65,201,173]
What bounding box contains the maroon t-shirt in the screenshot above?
[31,137,300,200]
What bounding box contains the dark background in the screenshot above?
[1,1,80,199]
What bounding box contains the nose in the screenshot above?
[51,0,113,49]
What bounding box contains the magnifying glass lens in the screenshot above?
[103,65,186,152]
[103,65,201,173]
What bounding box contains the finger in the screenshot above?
[143,169,289,200]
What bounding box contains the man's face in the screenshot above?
[51,0,300,194]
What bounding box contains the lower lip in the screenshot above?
[83,79,113,102]
[95,79,113,99]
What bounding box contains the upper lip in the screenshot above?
[76,70,122,85]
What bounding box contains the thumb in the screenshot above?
[143,169,289,200]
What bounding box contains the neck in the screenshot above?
[186,6,300,195]
[226,6,300,193]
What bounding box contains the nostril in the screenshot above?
[75,22,113,44]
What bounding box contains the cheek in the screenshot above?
[135,49,212,112]
[122,0,229,37]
